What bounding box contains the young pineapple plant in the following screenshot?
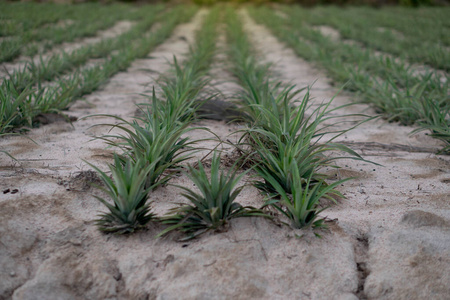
[157,153,269,240]
[94,90,202,190]
[240,87,367,195]
[264,166,350,229]
[89,155,158,234]
[0,79,40,133]
[411,96,450,154]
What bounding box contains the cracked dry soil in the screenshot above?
[1,9,449,300]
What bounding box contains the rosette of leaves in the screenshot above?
[89,155,158,234]
[411,96,450,154]
[94,89,203,189]
[157,153,269,240]
[263,166,350,229]
[241,88,367,195]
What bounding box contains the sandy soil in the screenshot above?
[0,8,449,300]
[313,25,341,41]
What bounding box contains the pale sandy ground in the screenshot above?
[0,9,449,300]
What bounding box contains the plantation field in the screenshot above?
[1,3,449,299]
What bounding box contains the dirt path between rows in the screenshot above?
[0,8,449,300]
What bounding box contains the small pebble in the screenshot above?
[70,239,81,246]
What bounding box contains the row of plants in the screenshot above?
[224,8,370,230]
[88,7,376,240]
[0,6,197,135]
[89,8,252,238]
[0,3,155,63]
[279,5,449,71]
[272,6,449,94]
[155,7,273,238]
[92,6,350,240]
[0,2,91,37]
[249,6,449,154]
[338,6,450,44]
[4,5,165,93]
